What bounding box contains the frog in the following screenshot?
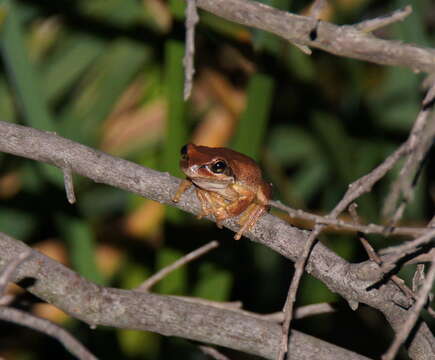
[172,143,272,240]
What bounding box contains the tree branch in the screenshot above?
[194,0,435,73]
[0,307,97,360]
[0,121,433,359]
[0,231,370,360]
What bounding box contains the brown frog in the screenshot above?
[172,143,272,240]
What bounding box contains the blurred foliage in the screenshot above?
[0,0,434,359]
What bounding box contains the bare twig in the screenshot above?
[170,295,242,310]
[382,253,435,360]
[277,224,322,360]
[380,228,435,274]
[355,5,412,33]
[0,307,97,360]
[0,294,15,306]
[199,345,231,360]
[423,81,435,108]
[349,203,414,299]
[294,303,336,319]
[277,129,419,359]
[62,165,76,204]
[0,245,95,359]
[403,248,435,265]
[359,236,415,300]
[136,240,219,291]
[382,108,434,221]
[0,249,31,297]
[183,0,199,100]
[412,264,425,293]
[270,200,425,237]
[333,143,409,217]
[183,302,335,324]
[308,0,327,20]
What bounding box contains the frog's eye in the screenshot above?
[211,160,227,174]
[180,144,188,159]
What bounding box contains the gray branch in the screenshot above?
[0,231,369,360]
[194,0,435,73]
[0,121,433,359]
[0,307,97,360]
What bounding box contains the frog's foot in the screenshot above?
[234,204,266,240]
[172,179,193,203]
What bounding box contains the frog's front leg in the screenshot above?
[195,188,213,219]
[172,179,193,203]
[196,189,229,228]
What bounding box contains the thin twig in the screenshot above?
[403,248,435,265]
[333,142,409,217]
[382,253,435,360]
[180,301,336,324]
[170,295,242,310]
[62,165,76,204]
[183,0,199,100]
[136,240,219,291]
[277,138,414,359]
[349,204,414,299]
[412,264,425,293]
[0,249,31,297]
[423,81,435,108]
[359,236,415,300]
[0,307,97,360]
[294,302,336,319]
[382,108,434,219]
[270,200,425,237]
[277,225,322,360]
[0,294,15,306]
[308,0,327,20]
[355,5,412,33]
[380,228,435,274]
[199,345,231,360]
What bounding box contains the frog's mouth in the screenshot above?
[190,178,232,191]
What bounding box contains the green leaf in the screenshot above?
[117,329,160,358]
[232,73,274,160]
[0,0,54,131]
[162,40,186,177]
[162,40,187,222]
[0,0,64,186]
[0,208,37,240]
[42,34,105,104]
[168,0,186,19]
[291,160,328,201]
[59,39,149,145]
[57,215,104,285]
[78,186,127,219]
[269,126,318,165]
[312,112,353,184]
